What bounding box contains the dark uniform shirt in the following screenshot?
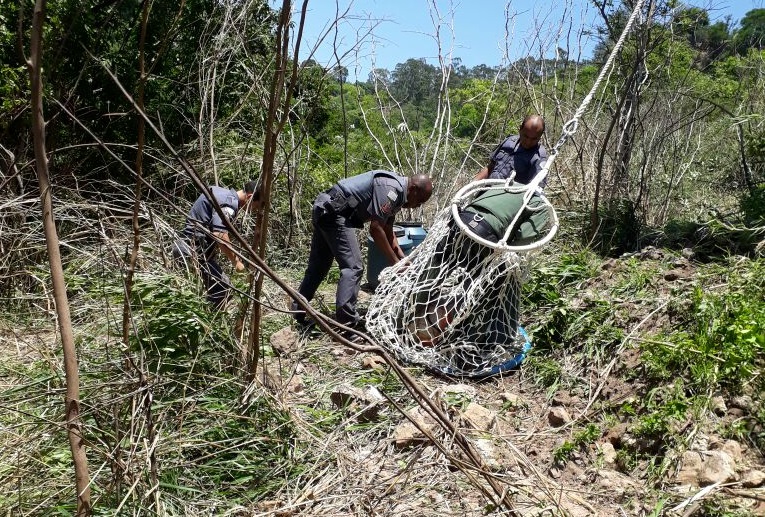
[488,135,548,185]
[183,186,239,240]
[320,170,408,228]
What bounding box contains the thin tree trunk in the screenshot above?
[124,0,159,507]
[246,0,307,382]
[27,0,91,513]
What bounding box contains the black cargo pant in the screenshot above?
[292,191,364,326]
[172,235,231,310]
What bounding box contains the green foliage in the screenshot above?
[450,79,502,139]
[740,184,765,224]
[1,0,277,190]
[391,58,440,108]
[631,383,688,444]
[553,423,601,464]
[0,65,26,123]
[162,386,300,500]
[744,125,765,190]
[695,497,755,516]
[671,6,731,65]
[552,440,576,464]
[128,272,235,364]
[528,356,562,389]
[661,219,703,249]
[612,257,655,296]
[594,198,643,255]
[733,9,765,55]
[641,260,765,394]
[523,247,607,352]
[351,367,403,393]
[68,265,236,367]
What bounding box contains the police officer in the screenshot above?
[173,181,258,309]
[474,114,547,185]
[293,170,433,328]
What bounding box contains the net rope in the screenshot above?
[366,0,646,377]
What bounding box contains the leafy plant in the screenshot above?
[553,423,601,464]
[128,272,234,364]
[553,440,576,464]
[641,259,765,394]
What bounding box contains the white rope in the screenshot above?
[451,179,559,252]
[537,0,647,183]
[366,0,649,377]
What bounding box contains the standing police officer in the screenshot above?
[173,181,258,309]
[293,170,433,328]
[474,114,547,185]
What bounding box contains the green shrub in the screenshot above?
[593,198,643,255]
[642,266,765,394]
[119,272,239,374]
[740,184,765,224]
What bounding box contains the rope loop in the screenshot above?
[562,118,578,136]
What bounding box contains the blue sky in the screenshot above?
[288,0,764,80]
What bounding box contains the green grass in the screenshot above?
[640,258,765,394]
[552,423,601,465]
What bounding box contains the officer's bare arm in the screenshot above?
[370,220,402,265]
[214,231,245,272]
[473,166,490,181]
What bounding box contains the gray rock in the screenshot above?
[677,451,704,486]
[473,438,502,470]
[709,395,727,416]
[499,392,524,407]
[730,395,753,411]
[286,375,304,394]
[698,450,737,486]
[330,384,386,422]
[443,383,478,398]
[598,469,639,491]
[461,402,497,432]
[269,327,300,356]
[742,469,765,488]
[718,439,745,464]
[552,391,578,407]
[598,441,618,465]
[361,355,386,370]
[394,407,439,448]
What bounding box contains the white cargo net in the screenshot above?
[366,178,558,377]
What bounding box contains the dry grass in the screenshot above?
[2,183,764,516]
[0,184,596,516]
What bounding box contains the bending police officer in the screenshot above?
[293,170,433,328]
[173,181,258,310]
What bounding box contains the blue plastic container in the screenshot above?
[400,221,428,247]
[367,222,428,287]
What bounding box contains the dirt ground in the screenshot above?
[260,249,765,516]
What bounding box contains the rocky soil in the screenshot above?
[259,247,765,516]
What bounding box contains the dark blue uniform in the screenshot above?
[488,135,548,185]
[173,186,240,309]
[294,170,407,325]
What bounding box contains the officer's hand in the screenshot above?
[235,260,246,273]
